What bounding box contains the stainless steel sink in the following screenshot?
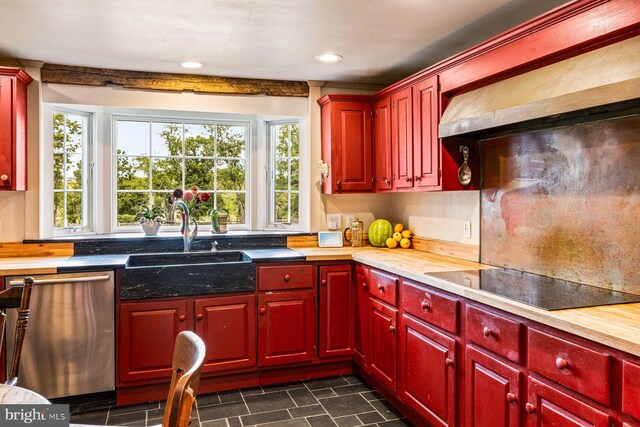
[121,250,256,300]
[125,251,249,268]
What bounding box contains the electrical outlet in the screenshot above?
[463,221,472,239]
[345,214,356,227]
[326,214,342,230]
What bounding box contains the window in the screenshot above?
[53,111,92,233]
[268,122,299,226]
[114,118,249,229]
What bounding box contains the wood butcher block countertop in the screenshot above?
[0,256,70,276]
[296,247,640,357]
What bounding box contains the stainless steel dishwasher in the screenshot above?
[5,271,115,399]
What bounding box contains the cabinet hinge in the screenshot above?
[437,82,441,91]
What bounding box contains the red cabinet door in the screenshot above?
[319,95,373,193]
[369,297,398,392]
[258,291,315,366]
[465,345,521,427]
[194,294,257,374]
[391,87,414,190]
[412,75,440,189]
[319,265,353,359]
[354,265,370,367]
[0,69,30,191]
[398,313,456,427]
[119,299,188,383]
[622,359,640,422]
[0,76,14,190]
[525,376,610,427]
[374,97,393,191]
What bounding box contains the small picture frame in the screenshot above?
[318,231,343,248]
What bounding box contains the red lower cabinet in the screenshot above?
[369,297,398,391]
[354,265,370,366]
[119,299,188,383]
[622,359,640,422]
[319,265,353,359]
[194,295,256,374]
[465,345,521,427]
[258,291,315,366]
[525,376,610,427]
[398,313,457,427]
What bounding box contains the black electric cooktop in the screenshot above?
[424,268,640,311]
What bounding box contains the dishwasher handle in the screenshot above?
[8,275,112,286]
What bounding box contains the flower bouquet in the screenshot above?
[169,186,213,233]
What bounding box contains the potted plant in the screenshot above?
[136,206,164,236]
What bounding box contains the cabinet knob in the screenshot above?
[321,279,327,286]
[178,314,186,321]
[445,357,454,367]
[284,274,291,282]
[506,392,517,404]
[336,180,343,187]
[362,282,368,289]
[414,176,422,181]
[389,324,396,333]
[384,178,391,185]
[0,174,7,181]
[483,327,493,337]
[405,177,413,182]
[555,357,569,370]
[525,403,536,414]
[259,307,266,315]
[377,283,384,292]
[196,313,204,320]
[421,300,430,311]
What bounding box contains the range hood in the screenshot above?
[439,36,640,138]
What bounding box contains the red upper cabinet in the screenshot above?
[318,94,373,193]
[0,68,32,191]
[373,97,393,191]
[412,76,440,189]
[319,265,353,359]
[391,87,413,190]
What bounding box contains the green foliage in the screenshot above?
[135,206,164,223]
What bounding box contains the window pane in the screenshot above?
[290,193,299,225]
[185,159,214,190]
[274,192,289,223]
[54,153,64,190]
[53,192,64,227]
[217,125,246,158]
[275,125,289,158]
[275,160,288,191]
[152,158,182,190]
[65,154,83,190]
[191,203,211,224]
[152,122,183,157]
[117,121,150,156]
[290,159,299,191]
[290,124,299,157]
[53,114,65,152]
[66,192,83,226]
[65,114,84,153]
[216,159,245,191]
[117,156,150,190]
[217,192,245,224]
[184,124,215,157]
[117,192,149,226]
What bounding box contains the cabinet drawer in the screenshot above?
[401,279,458,334]
[369,269,398,306]
[527,328,611,406]
[258,264,315,291]
[466,304,521,363]
[622,359,640,421]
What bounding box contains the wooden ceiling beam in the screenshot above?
[41,63,309,97]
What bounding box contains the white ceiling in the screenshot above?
[1,0,569,85]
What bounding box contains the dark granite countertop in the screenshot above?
[241,248,306,262]
[56,254,130,273]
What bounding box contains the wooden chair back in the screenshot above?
[162,331,206,427]
[0,277,34,386]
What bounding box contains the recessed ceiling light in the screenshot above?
[315,54,343,63]
[181,61,204,69]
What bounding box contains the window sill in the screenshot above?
[27,230,314,243]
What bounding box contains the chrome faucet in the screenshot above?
[169,199,198,252]
[211,241,219,252]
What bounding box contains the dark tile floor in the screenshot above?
[70,375,413,427]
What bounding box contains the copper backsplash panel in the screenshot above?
[480,114,640,294]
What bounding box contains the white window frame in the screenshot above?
[111,114,251,232]
[51,108,95,236]
[266,120,302,230]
